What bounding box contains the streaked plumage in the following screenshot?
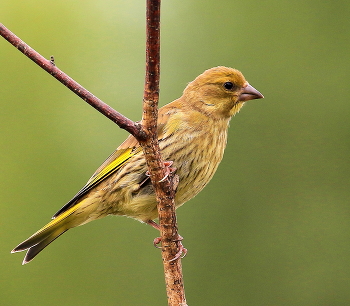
[12,66,263,264]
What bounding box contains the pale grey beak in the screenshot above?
[238,83,264,102]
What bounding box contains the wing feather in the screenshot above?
[52,100,182,219]
[53,139,142,218]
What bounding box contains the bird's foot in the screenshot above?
[145,160,176,182]
[159,161,176,182]
[153,233,187,262]
[153,236,162,248]
[169,235,188,262]
[146,220,187,261]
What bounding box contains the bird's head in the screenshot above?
[183,66,263,118]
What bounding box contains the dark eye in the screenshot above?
[224,82,235,90]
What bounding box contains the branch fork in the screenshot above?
[1,0,187,304]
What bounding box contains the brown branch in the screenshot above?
[0,24,143,140]
[139,1,187,306]
[1,2,187,303]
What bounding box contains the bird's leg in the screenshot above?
[146,220,162,248]
[146,170,183,260]
[145,160,177,182]
[146,220,187,261]
[146,220,160,230]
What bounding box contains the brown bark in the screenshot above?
[0,1,187,303]
[139,1,187,305]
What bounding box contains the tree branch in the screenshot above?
[139,1,187,305]
[1,1,187,303]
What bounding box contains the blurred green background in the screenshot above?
[1,1,349,305]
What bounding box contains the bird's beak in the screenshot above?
[238,83,264,102]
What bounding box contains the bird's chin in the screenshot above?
[229,101,245,116]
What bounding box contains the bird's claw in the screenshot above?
[145,161,176,182]
[159,161,177,182]
[153,236,162,249]
[153,234,187,262]
[169,235,188,262]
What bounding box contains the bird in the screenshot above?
[12,66,263,264]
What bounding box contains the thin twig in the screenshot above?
[0,24,143,139]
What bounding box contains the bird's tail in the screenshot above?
[11,198,94,264]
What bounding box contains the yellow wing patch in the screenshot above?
[86,147,142,187]
[52,146,142,218]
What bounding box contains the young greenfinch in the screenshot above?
[12,66,263,264]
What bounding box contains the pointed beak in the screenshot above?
[238,83,264,102]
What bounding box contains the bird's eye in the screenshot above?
[223,82,235,90]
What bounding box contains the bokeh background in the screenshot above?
[1,1,350,305]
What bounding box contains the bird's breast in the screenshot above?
[160,118,229,206]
